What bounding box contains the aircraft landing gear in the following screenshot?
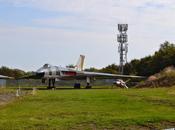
[47,79,56,89]
[86,83,92,89]
[86,77,92,89]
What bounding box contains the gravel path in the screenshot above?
[0,92,16,105]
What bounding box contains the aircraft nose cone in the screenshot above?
[43,64,51,68]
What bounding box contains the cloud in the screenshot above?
[2,0,175,28]
[0,0,175,70]
[0,25,117,70]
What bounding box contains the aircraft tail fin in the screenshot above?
[75,55,85,71]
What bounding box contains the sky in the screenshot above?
[0,0,175,71]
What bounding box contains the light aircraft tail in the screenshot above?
[75,55,85,71]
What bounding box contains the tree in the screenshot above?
[100,64,119,74]
[0,66,26,78]
[124,41,175,76]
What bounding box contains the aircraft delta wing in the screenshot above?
[76,71,145,79]
[19,55,145,89]
[19,65,145,89]
[59,70,145,80]
[76,71,145,89]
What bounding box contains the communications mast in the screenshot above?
[117,24,128,74]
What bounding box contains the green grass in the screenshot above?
[0,88,15,94]
[1,87,175,129]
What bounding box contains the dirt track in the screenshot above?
[0,92,16,106]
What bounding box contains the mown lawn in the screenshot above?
[0,88,15,94]
[0,87,175,130]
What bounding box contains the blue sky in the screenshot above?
[0,0,175,71]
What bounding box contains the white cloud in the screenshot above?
[2,0,175,27]
[0,25,116,70]
[0,0,175,70]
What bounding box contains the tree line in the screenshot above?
[124,41,175,76]
[0,66,26,78]
[86,41,175,76]
[0,41,175,78]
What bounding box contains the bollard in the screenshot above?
[32,88,37,95]
[18,87,21,95]
[16,89,20,97]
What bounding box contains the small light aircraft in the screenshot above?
[21,55,145,89]
[113,79,129,89]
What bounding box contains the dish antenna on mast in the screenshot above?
[117,24,128,74]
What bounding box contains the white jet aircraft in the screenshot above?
[22,55,145,89]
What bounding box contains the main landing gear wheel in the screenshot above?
[47,79,56,90]
[86,77,92,89]
[85,86,92,89]
[86,83,92,89]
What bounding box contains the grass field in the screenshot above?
[0,87,175,130]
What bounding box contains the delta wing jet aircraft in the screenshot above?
[22,55,144,89]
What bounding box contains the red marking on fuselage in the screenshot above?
[62,71,76,76]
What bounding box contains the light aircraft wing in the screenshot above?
[0,75,13,79]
